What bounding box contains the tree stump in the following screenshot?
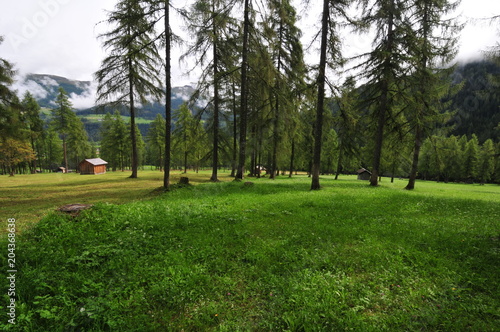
[58,204,93,217]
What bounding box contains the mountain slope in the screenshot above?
[16,73,196,117]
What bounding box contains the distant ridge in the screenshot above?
[16,73,196,117]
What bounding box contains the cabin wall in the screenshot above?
[357,173,371,180]
[79,161,107,175]
[94,165,106,174]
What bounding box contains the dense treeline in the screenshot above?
[1,1,499,188]
[449,61,500,143]
[0,39,97,174]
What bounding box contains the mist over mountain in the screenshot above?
[14,73,196,117]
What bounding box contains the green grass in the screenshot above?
[0,170,234,233]
[1,174,499,331]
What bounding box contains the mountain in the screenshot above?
[16,73,196,118]
[15,73,197,141]
[448,61,500,142]
[17,74,94,109]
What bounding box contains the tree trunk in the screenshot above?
[271,14,284,181]
[63,135,68,173]
[370,1,395,187]
[391,162,396,183]
[129,57,138,179]
[270,93,279,180]
[210,7,220,182]
[335,149,343,180]
[406,126,422,190]
[311,0,329,190]
[236,0,250,180]
[249,125,257,177]
[30,137,37,174]
[230,81,238,177]
[184,148,188,174]
[289,139,295,178]
[406,4,429,191]
[163,0,172,189]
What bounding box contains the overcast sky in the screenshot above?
[1,0,499,86]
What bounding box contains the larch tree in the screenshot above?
[147,113,166,171]
[478,138,495,184]
[21,92,44,173]
[357,0,411,186]
[67,115,93,169]
[263,0,306,180]
[0,36,22,142]
[52,87,75,171]
[164,0,172,189]
[333,77,362,180]
[463,134,480,181]
[95,0,163,178]
[183,0,238,182]
[141,0,177,189]
[310,0,353,190]
[173,103,200,173]
[404,0,461,190]
[235,0,251,180]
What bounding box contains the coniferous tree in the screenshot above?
[101,111,131,171]
[311,0,330,190]
[67,116,92,170]
[173,103,203,173]
[357,0,410,186]
[311,0,353,190]
[147,114,166,170]
[164,0,172,188]
[236,0,251,180]
[463,134,480,181]
[42,129,63,171]
[99,113,116,170]
[95,0,163,178]
[441,135,462,182]
[478,138,495,184]
[334,77,362,179]
[404,0,460,190]
[263,0,306,180]
[494,141,500,184]
[184,0,238,182]
[0,36,22,142]
[52,87,75,171]
[21,92,44,173]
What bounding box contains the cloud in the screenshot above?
[14,77,49,99]
[173,91,191,102]
[40,76,58,88]
[69,81,97,110]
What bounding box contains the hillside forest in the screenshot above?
[1,0,500,189]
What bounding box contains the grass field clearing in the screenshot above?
[0,172,498,330]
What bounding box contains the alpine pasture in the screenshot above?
[1,171,499,331]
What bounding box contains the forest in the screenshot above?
[1,0,500,189]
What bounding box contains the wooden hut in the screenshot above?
[79,158,108,175]
[54,166,66,173]
[357,168,372,180]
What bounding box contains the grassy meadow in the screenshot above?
[0,171,499,331]
[0,169,234,233]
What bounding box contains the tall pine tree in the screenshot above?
[404,0,460,190]
[95,0,163,178]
